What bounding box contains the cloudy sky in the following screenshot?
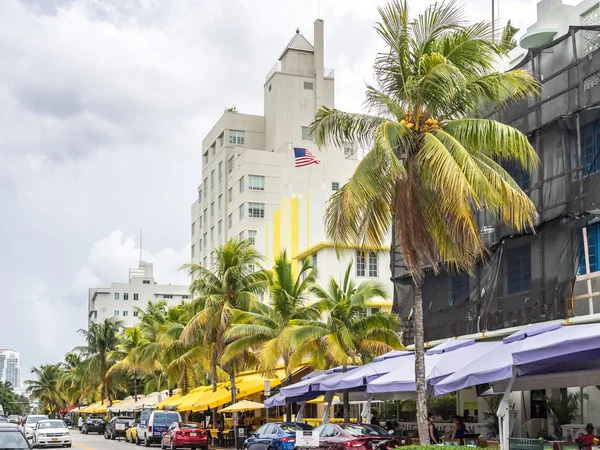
[0,0,541,382]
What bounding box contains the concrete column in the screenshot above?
[314,19,325,110]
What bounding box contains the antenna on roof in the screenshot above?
[140,230,143,262]
[296,28,300,34]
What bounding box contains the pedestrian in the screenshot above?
[78,416,83,431]
[428,413,440,445]
[451,415,466,440]
[579,424,598,450]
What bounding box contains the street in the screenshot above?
[71,431,144,450]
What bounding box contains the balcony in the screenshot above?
[265,61,334,82]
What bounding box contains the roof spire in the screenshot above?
[296,28,300,34]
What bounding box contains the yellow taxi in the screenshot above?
[125,424,138,444]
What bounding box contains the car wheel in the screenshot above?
[144,436,151,447]
[136,435,141,446]
[66,445,72,448]
[170,439,176,450]
[111,431,116,440]
[161,439,165,450]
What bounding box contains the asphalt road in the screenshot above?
[72,430,147,450]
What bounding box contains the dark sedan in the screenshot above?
[81,417,105,435]
[245,422,313,450]
[311,423,400,450]
[0,423,31,449]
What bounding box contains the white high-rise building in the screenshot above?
[0,350,21,393]
[88,261,189,328]
[191,20,361,267]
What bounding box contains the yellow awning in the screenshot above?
[307,395,340,404]
[90,400,121,414]
[156,393,183,409]
[176,385,223,411]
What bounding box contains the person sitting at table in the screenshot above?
[452,415,467,440]
[579,424,598,450]
[428,413,440,445]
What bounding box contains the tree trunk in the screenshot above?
[211,346,218,428]
[413,280,429,445]
[229,366,238,426]
[342,362,350,422]
[182,366,188,395]
[134,370,138,401]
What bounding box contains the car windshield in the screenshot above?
[0,429,30,449]
[339,425,388,436]
[26,417,47,424]
[280,424,313,433]
[38,421,66,429]
[180,424,198,429]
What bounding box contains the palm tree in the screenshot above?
[25,364,64,417]
[77,317,123,404]
[309,0,538,442]
[222,251,319,382]
[58,351,94,406]
[284,261,402,421]
[107,327,148,400]
[181,239,270,422]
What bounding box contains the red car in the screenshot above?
[311,423,400,450]
[161,422,209,450]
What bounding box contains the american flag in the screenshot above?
[293,147,320,167]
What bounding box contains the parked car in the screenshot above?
[310,423,400,450]
[137,410,181,447]
[245,422,314,450]
[0,422,31,449]
[23,416,50,441]
[32,419,71,448]
[0,418,8,424]
[81,417,105,435]
[105,417,134,440]
[7,416,20,424]
[160,422,209,450]
[126,420,139,443]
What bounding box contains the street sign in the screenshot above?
[295,430,319,447]
[263,380,271,397]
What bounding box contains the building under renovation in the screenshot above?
[392,2,600,344]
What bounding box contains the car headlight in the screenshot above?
[38,433,46,437]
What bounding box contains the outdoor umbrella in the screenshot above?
[219,400,264,413]
[367,340,501,393]
[279,366,352,397]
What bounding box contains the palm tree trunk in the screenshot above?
[134,370,138,401]
[182,366,188,395]
[229,366,238,426]
[342,362,350,422]
[211,346,218,427]
[413,280,429,445]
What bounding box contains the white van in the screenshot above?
[136,410,180,447]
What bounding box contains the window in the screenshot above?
[505,163,530,190]
[199,238,202,251]
[123,310,129,317]
[332,182,340,191]
[203,177,208,191]
[301,126,313,141]
[218,220,223,237]
[192,222,196,235]
[203,257,207,267]
[343,143,354,157]
[203,152,208,166]
[114,293,119,300]
[94,311,98,319]
[228,155,235,173]
[211,170,215,189]
[248,230,257,245]
[239,204,245,220]
[211,251,215,264]
[218,195,223,211]
[182,295,190,299]
[578,222,599,275]
[368,251,378,277]
[218,132,223,148]
[211,226,214,242]
[210,145,215,157]
[228,214,233,229]
[582,121,600,176]
[211,202,215,217]
[312,252,318,268]
[356,251,366,277]
[191,244,196,258]
[505,245,532,294]
[304,81,314,90]
[133,311,139,317]
[198,188,202,202]
[143,280,150,285]
[248,202,265,218]
[248,175,265,191]
[163,294,173,299]
[203,233,207,250]
[450,273,470,305]
[218,161,223,182]
[229,130,245,145]
[134,293,138,301]
[203,209,207,226]
[239,231,245,240]
[370,307,381,315]
[114,310,120,317]
[239,176,245,193]
[269,84,272,92]
[229,187,233,203]
[123,293,129,301]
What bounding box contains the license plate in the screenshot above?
[52,438,58,442]
[116,424,125,430]
[190,433,197,437]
